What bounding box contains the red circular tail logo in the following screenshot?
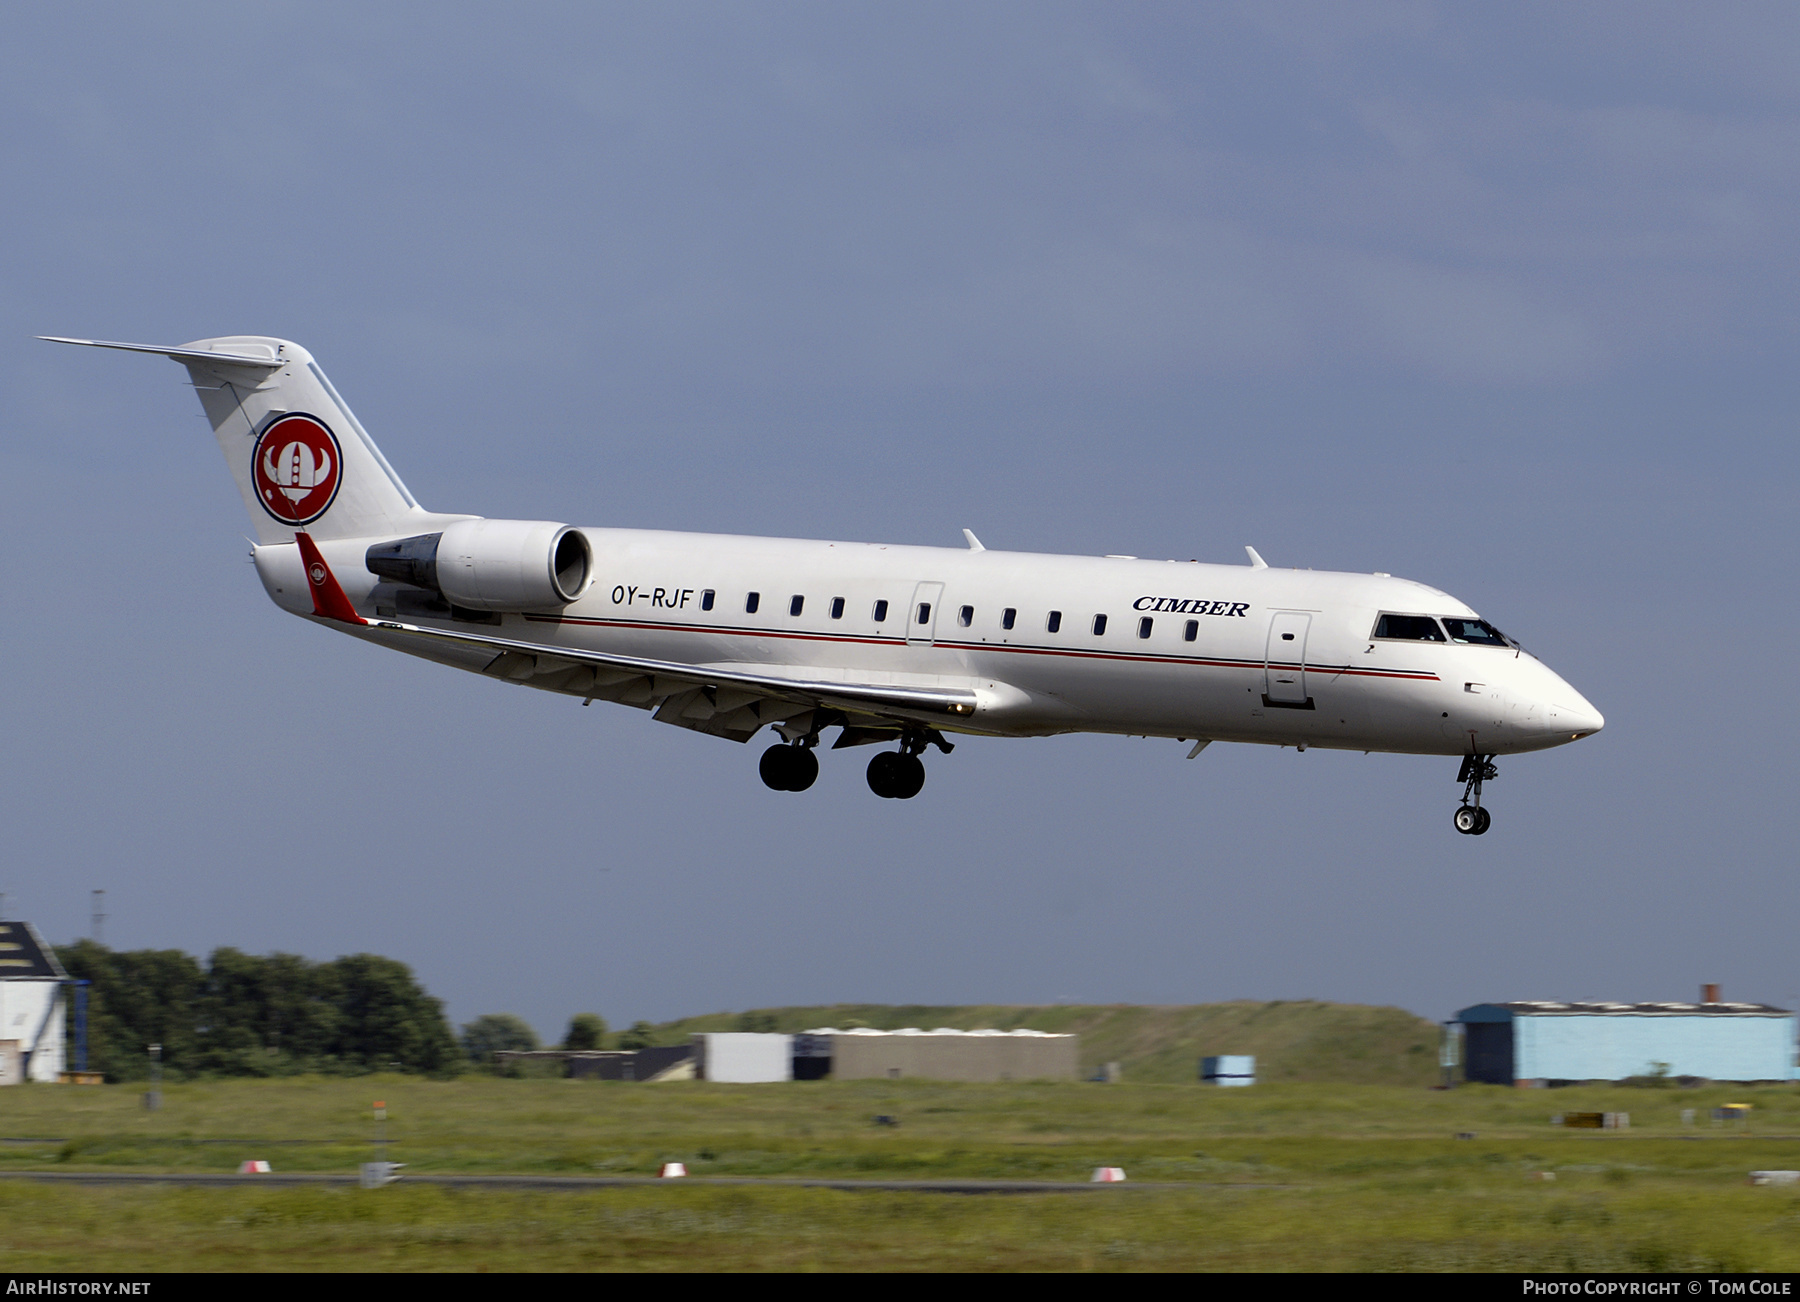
[252,414,343,525]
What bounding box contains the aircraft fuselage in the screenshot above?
[264,527,1603,758]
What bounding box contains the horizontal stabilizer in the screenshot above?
[39,336,287,368]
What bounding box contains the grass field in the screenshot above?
[3,1075,1800,1270]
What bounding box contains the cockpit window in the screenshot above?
[1373,613,1446,642]
[1443,618,1511,647]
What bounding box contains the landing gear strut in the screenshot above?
[759,742,819,792]
[1454,754,1496,835]
[867,736,927,800]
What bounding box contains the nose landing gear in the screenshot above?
[1454,754,1496,835]
[1452,805,1489,835]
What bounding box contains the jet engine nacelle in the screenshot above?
[366,519,592,611]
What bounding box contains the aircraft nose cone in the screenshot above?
[1550,699,1604,739]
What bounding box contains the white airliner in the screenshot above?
[46,334,1602,833]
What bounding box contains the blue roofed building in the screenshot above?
[1457,997,1796,1086]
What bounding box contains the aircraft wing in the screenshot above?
[364,614,980,734]
[291,533,977,742]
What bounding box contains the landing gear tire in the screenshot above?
[1453,805,1493,836]
[867,751,925,800]
[867,751,900,798]
[892,753,925,799]
[759,745,819,792]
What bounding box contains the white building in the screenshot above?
[0,922,65,1083]
[692,1032,793,1082]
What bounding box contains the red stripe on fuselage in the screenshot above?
[520,614,1442,683]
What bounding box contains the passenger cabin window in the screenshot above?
[1137,617,1153,639]
[1092,614,1108,636]
[745,591,760,615]
[873,599,889,622]
[1373,613,1445,642]
[1002,608,1016,630]
[1443,617,1509,647]
[916,602,932,625]
[1183,619,1198,642]
[700,589,715,612]
[1046,610,1062,633]
[958,605,973,627]
[830,596,845,620]
[789,595,805,617]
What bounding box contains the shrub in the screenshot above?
[461,1014,541,1064]
[563,1013,607,1051]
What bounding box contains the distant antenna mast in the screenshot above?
[91,890,105,946]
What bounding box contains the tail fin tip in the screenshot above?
[38,335,287,369]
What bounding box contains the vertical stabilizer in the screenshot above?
[41,335,469,544]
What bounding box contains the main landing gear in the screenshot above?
[1454,754,1496,836]
[866,746,926,800]
[759,742,819,792]
[758,726,946,798]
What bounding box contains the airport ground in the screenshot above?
[1,1077,1799,1270]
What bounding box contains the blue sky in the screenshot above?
[3,3,1796,1039]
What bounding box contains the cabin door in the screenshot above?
[1264,612,1311,705]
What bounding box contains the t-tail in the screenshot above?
[39,335,466,544]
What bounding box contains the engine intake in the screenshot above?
[366,520,591,612]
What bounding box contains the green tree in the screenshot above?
[55,943,462,1079]
[617,1020,657,1050]
[193,948,343,1076]
[330,954,461,1075]
[461,1014,540,1064]
[562,1013,607,1051]
[57,941,204,1081]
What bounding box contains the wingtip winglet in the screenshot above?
[292,532,368,625]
